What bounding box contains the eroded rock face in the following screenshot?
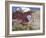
[12,11,32,24]
[32,11,40,30]
[12,8,32,24]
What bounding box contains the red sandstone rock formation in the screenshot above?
[12,8,32,24]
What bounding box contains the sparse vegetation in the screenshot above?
[12,23,32,31]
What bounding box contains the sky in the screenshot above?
[12,7,40,13]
